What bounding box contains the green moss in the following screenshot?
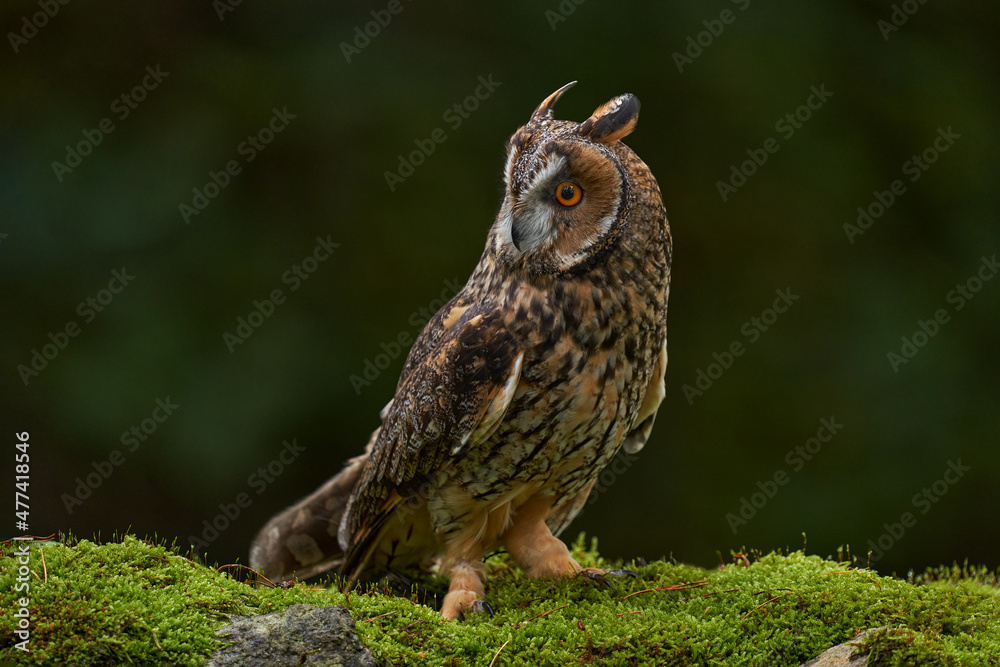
[0,534,998,665]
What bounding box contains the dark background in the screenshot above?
[3,1,997,578]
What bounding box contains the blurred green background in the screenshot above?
[3,1,997,578]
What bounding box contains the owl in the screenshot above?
[250,82,672,620]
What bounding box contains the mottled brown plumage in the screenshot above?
[251,82,672,619]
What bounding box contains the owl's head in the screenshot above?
[490,82,665,277]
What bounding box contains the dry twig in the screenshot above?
[619,579,708,601]
[363,610,399,624]
[488,639,510,667]
[513,604,570,629]
[742,594,790,620]
[1,533,56,546]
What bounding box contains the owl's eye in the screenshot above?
[555,181,583,207]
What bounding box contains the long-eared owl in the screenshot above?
[251,82,672,620]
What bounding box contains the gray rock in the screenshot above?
[801,628,875,667]
[209,603,377,667]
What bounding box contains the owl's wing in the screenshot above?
[339,301,523,584]
[621,339,667,454]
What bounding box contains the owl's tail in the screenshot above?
[249,431,375,583]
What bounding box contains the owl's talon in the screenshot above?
[455,599,494,621]
[577,570,615,590]
[606,568,639,578]
[468,600,495,617]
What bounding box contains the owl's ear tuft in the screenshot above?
[578,93,640,144]
[530,81,577,122]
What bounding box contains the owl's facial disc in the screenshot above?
[508,154,568,254]
[500,140,624,273]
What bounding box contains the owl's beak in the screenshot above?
[511,215,527,252]
[508,208,549,255]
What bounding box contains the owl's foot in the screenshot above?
[440,559,488,621]
[504,497,585,578]
[440,589,494,621]
[505,497,640,592]
[575,567,639,591]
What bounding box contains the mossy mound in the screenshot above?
[0,534,998,665]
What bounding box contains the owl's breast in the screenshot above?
[424,270,665,538]
[458,315,658,497]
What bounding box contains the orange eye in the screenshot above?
[555,181,583,207]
